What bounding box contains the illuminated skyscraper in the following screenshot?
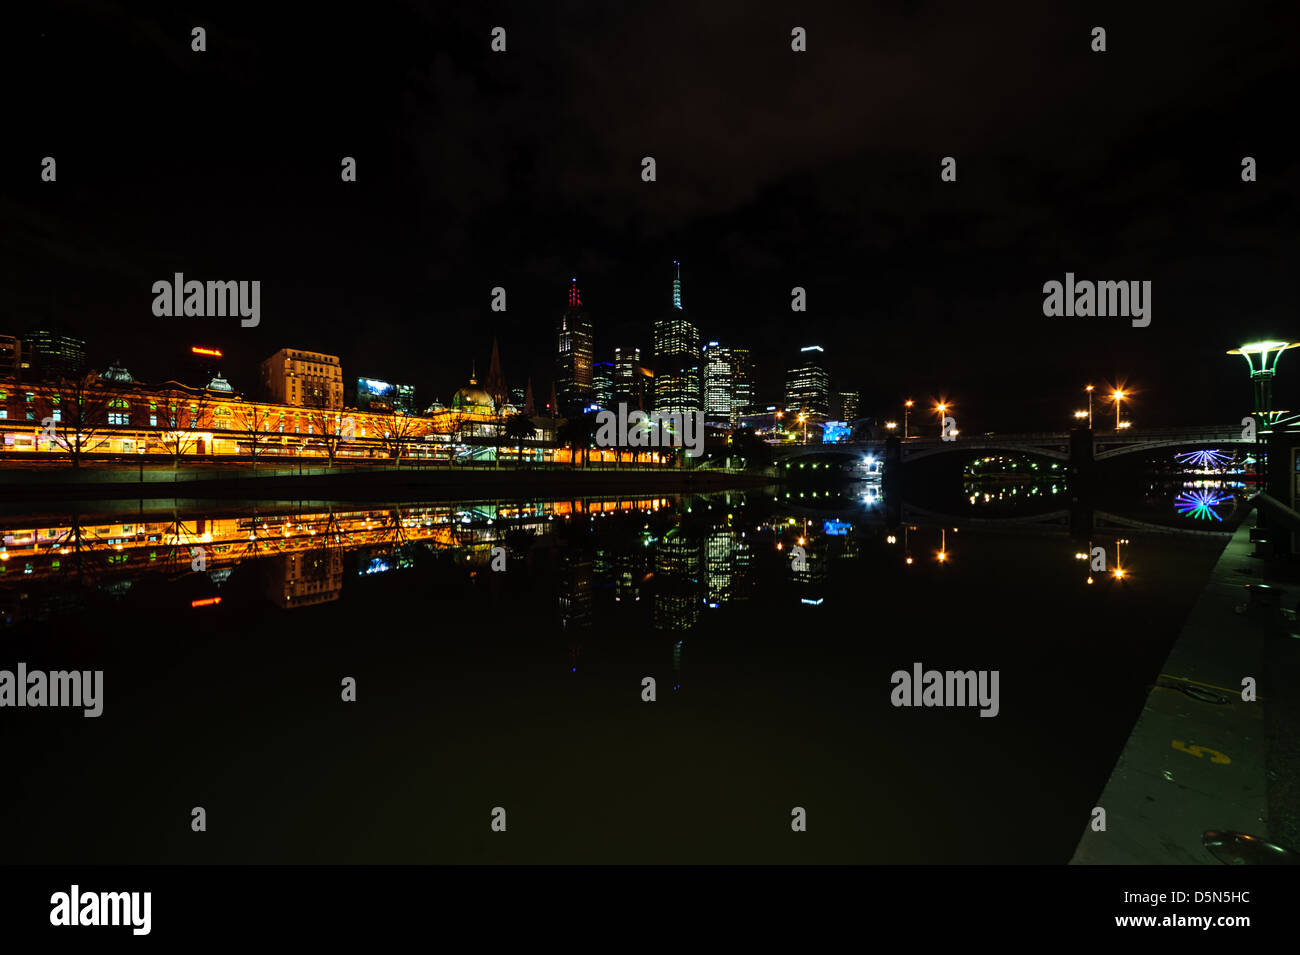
[593,361,614,408]
[730,347,754,418]
[785,345,830,419]
[702,341,733,425]
[556,277,594,416]
[836,390,860,421]
[653,261,700,415]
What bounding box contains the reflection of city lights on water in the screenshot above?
[1175,489,1231,521]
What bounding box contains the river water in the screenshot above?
[0,473,1247,862]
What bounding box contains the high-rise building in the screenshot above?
[593,361,614,408]
[24,330,86,380]
[785,345,830,419]
[613,346,654,411]
[836,390,860,421]
[702,341,733,425]
[0,336,29,382]
[556,277,594,416]
[259,348,343,409]
[653,261,700,415]
[613,346,639,401]
[729,347,754,418]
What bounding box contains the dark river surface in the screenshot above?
[0,473,1249,863]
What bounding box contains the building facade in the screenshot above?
[260,348,343,409]
[556,278,594,416]
[653,261,700,415]
[784,345,830,420]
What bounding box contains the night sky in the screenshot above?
[8,1,1297,430]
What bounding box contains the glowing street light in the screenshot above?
[1084,384,1095,428]
[1110,390,1126,429]
[904,400,914,438]
[1227,340,1300,424]
[935,402,948,437]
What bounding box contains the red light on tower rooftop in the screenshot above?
[191,346,223,358]
[568,277,581,308]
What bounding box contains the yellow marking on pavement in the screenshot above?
[1159,673,1260,699]
[1172,740,1231,764]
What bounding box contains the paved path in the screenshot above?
[1072,511,1298,864]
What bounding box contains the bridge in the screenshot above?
[775,424,1250,467]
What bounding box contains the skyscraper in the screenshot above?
[24,329,86,380]
[555,277,594,416]
[785,345,830,419]
[836,390,860,421]
[702,341,733,425]
[729,346,754,419]
[653,261,700,415]
[593,361,614,408]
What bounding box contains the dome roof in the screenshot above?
[452,381,494,411]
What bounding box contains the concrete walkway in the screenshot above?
[1072,509,1298,864]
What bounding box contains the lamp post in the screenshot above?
[1227,341,1300,425]
[1111,390,1125,429]
[904,400,914,438]
[936,402,948,437]
[1085,384,1094,428]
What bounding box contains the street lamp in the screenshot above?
[797,412,808,444]
[1111,390,1125,429]
[1227,341,1300,424]
[935,402,948,437]
[1085,384,1094,428]
[904,400,914,438]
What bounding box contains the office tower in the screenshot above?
[729,346,754,418]
[653,261,700,415]
[702,341,733,425]
[556,277,594,416]
[836,390,860,421]
[784,345,831,419]
[593,361,614,408]
[24,329,87,379]
[259,348,344,409]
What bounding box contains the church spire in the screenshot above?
[486,336,507,407]
[672,260,682,309]
[469,360,477,385]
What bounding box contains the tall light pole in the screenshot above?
[1085,384,1094,428]
[1227,341,1300,425]
[904,400,914,438]
[1111,390,1125,429]
[936,402,948,437]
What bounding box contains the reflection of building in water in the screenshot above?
[614,548,651,602]
[672,638,684,690]
[558,554,594,630]
[705,528,733,608]
[653,527,700,631]
[264,551,344,609]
